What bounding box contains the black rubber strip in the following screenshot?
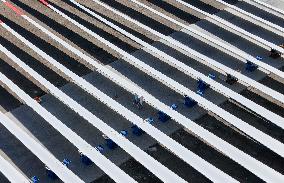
[0,15,92,76]
[145,0,200,24]
[0,34,67,90]
[182,0,220,14]
[61,0,154,44]
[49,1,138,54]
[99,0,176,36]
[10,0,118,65]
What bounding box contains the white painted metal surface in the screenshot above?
[0,153,29,183]
[89,0,284,108]
[3,1,284,182]
[175,0,284,54]
[0,68,84,182]
[216,0,284,36]
[0,28,136,183]
[70,0,284,132]
[46,0,284,160]
[244,0,284,19]
[129,0,284,84]
[0,24,186,183]
[0,15,232,183]
[6,2,284,182]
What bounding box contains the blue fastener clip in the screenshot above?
[208,73,216,80]
[62,158,71,167]
[197,90,204,96]
[145,117,154,124]
[120,130,128,137]
[256,56,263,61]
[31,176,39,183]
[95,145,105,152]
[170,104,178,110]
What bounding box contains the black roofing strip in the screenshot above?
[0,35,66,92]
[182,0,220,14]
[49,1,137,54]
[95,157,163,183]
[0,14,91,76]
[0,55,44,98]
[0,60,22,110]
[145,0,200,24]
[219,0,239,5]
[61,0,154,44]
[236,1,284,28]
[10,0,117,65]
[99,0,176,36]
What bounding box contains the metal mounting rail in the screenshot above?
[174,0,284,54]
[6,1,284,182]
[0,33,135,183]
[216,0,284,36]
[87,0,284,107]
[129,0,284,86]
[243,0,284,19]
[0,80,83,182]
[70,0,284,131]
[40,0,284,159]
[0,17,228,183]
[0,152,29,183]
[45,0,284,159]
[0,53,136,183]
[0,25,185,183]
